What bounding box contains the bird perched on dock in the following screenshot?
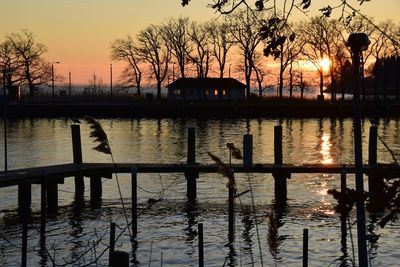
[71,117,81,124]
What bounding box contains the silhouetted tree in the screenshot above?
[188,21,212,78]
[228,9,264,98]
[3,30,51,97]
[137,24,171,100]
[207,20,235,78]
[161,17,192,78]
[111,35,143,95]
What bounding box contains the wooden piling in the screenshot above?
[198,223,204,267]
[303,228,309,267]
[109,222,116,267]
[18,183,31,215]
[110,251,129,267]
[368,126,384,211]
[228,186,235,243]
[40,169,47,235]
[186,127,198,201]
[273,125,287,204]
[131,167,138,238]
[340,169,347,247]
[71,124,84,194]
[47,180,58,213]
[90,176,102,204]
[21,214,28,267]
[243,134,253,168]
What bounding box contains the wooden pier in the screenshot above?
[0,124,398,225]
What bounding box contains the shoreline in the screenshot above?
[1,100,399,118]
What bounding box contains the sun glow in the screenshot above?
[319,58,331,73]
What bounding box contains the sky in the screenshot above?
[0,0,399,85]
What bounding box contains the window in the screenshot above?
[214,89,219,96]
[173,88,181,96]
[222,89,226,96]
[205,89,210,96]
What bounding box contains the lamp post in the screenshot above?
[2,67,14,172]
[110,63,113,98]
[347,32,370,267]
[51,61,60,99]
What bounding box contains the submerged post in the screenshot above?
[198,223,204,267]
[243,134,253,169]
[47,180,58,213]
[90,176,102,204]
[71,124,84,194]
[228,183,235,243]
[185,127,198,201]
[40,169,47,235]
[368,125,384,211]
[273,125,287,204]
[340,169,347,247]
[131,167,138,238]
[22,215,28,267]
[110,251,129,267]
[109,222,116,266]
[303,228,309,267]
[18,183,31,216]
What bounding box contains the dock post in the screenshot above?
[47,181,58,213]
[368,126,383,211]
[110,251,129,267]
[109,222,116,266]
[18,183,31,216]
[22,215,28,267]
[340,169,347,247]
[90,176,102,205]
[71,124,84,195]
[228,185,235,243]
[303,228,309,267]
[198,223,204,267]
[185,127,198,201]
[40,169,47,235]
[273,125,287,204]
[243,134,253,169]
[131,167,138,238]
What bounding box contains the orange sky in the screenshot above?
[1,0,399,85]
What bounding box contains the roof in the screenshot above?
[167,77,246,89]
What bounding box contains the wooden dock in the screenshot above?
[1,162,399,188]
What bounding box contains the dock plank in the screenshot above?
[0,162,398,188]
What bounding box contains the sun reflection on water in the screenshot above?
[320,133,333,164]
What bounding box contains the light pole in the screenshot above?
[2,67,14,172]
[110,63,113,98]
[51,61,60,99]
[347,32,370,267]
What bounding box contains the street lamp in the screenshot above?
[110,63,113,98]
[346,32,370,267]
[51,61,60,99]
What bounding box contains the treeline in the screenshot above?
[111,12,400,101]
[1,12,399,101]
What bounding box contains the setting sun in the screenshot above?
[320,58,331,72]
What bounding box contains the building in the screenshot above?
[167,77,246,101]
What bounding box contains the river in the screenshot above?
[0,117,399,266]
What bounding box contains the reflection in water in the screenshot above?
[184,201,199,258]
[320,133,333,164]
[240,209,255,266]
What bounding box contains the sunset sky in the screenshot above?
[1,0,399,85]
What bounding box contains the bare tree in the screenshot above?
[4,30,50,97]
[207,20,235,78]
[228,9,264,98]
[252,51,270,98]
[188,21,212,78]
[161,17,192,79]
[137,24,171,99]
[111,35,143,95]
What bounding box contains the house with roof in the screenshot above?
[166,77,246,101]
